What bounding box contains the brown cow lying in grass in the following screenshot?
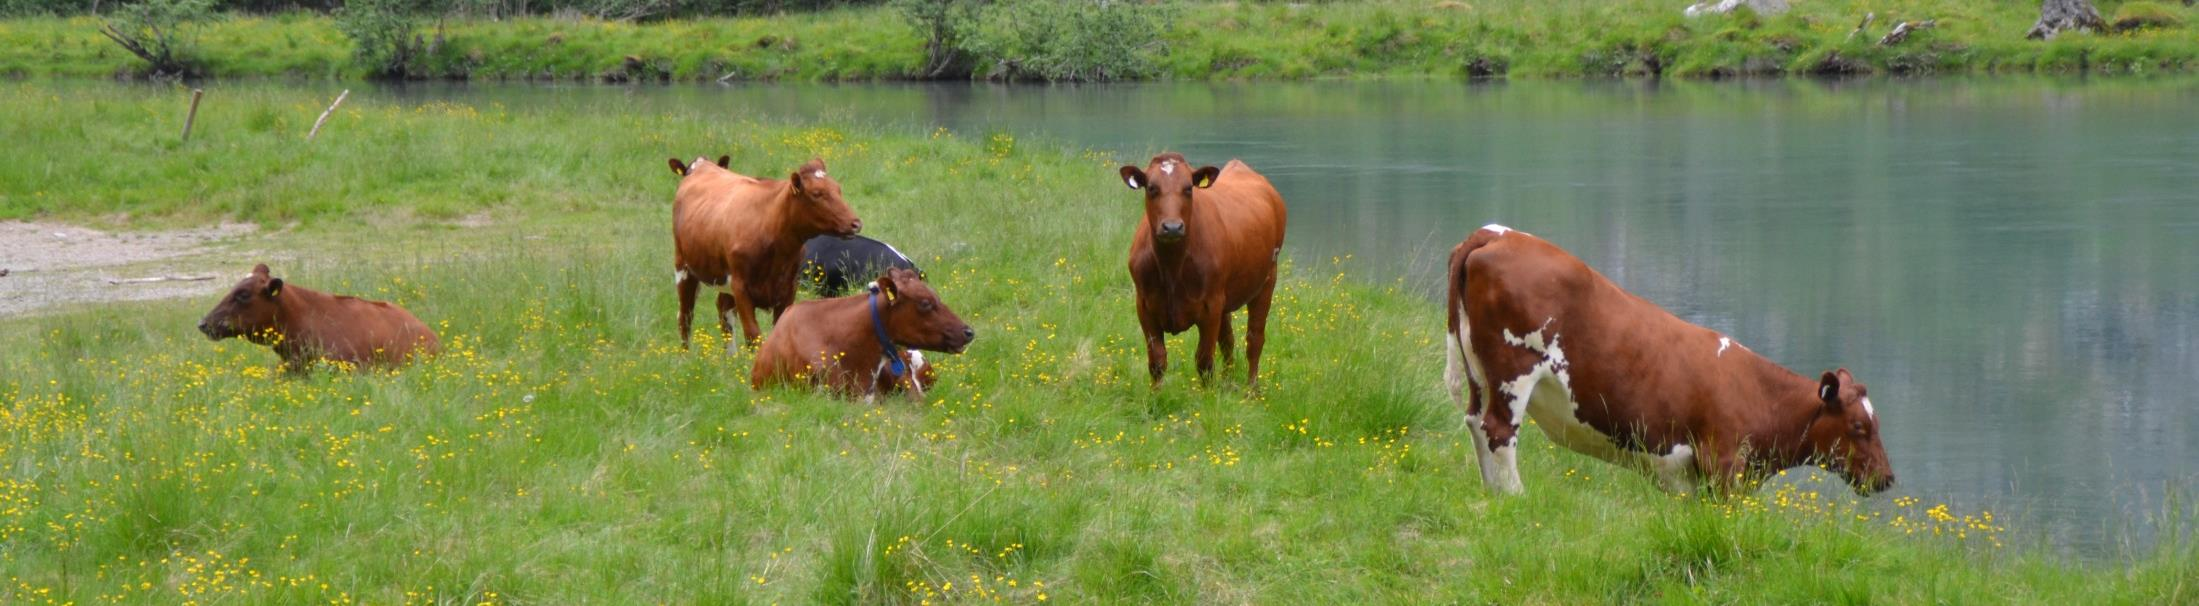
[750,268,973,400]
[670,155,863,349]
[197,264,439,374]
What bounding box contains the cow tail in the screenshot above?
[1446,229,1503,347]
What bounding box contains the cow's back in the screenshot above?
[1188,160,1288,306]
[289,292,440,367]
[672,164,782,281]
[1457,229,1740,453]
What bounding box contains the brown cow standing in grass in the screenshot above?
[750,268,974,400]
[197,264,440,374]
[669,156,862,349]
[1119,152,1288,388]
[1445,224,1894,496]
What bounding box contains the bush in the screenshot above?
[335,0,435,79]
[2110,1,2185,31]
[956,0,1169,81]
[97,0,218,77]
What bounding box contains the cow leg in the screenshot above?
[1446,320,1504,490]
[1138,312,1167,387]
[1218,315,1235,367]
[715,293,738,339]
[1472,335,1546,496]
[1244,280,1276,388]
[1193,306,1223,385]
[676,274,700,348]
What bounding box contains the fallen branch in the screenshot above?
[1846,12,1875,42]
[105,274,216,285]
[1880,19,1936,46]
[307,89,350,142]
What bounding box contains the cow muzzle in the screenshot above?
[1157,220,1187,242]
[198,321,225,340]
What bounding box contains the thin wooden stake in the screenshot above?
[180,89,204,141]
[308,89,351,142]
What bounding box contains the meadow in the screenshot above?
[2,0,2198,80]
[2,81,2196,603]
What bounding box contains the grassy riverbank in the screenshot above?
[3,82,2196,603]
[4,0,2198,81]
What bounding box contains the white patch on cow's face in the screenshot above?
[1717,336,1732,357]
[693,157,708,168]
[1487,443,1524,495]
[1861,397,1875,420]
[1481,223,1512,235]
[1644,444,1698,494]
[1159,160,1176,175]
[813,170,826,179]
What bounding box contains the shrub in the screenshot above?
[956,0,1170,82]
[2110,1,2184,31]
[97,0,218,77]
[335,0,435,79]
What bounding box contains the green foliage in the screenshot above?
[2111,1,2185,31]
[96,0,218,77]
[958,0,1169,81]
[335,0,434,79]
[899,0,1168,81]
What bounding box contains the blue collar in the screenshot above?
[870,292,907,377]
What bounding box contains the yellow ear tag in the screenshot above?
[1196,176,1212,188]
[885,290,896,303]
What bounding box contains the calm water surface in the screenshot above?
[414,78,2199,553]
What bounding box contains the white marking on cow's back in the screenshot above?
[1717,337,1732,357]
[1481,223,1512,235]
[881,241,914,266]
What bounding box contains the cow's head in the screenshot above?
[872,268,974,354]
[1119,152,1221,245]
[199,263,285,344]
[787,157,862,239]
[1806,368,1895,495]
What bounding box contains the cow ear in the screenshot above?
[668,158,688,177]
[265,278,284,299]
[1119,166,1147,190]
[715,155,730,168]
[1192,165,1221,189]
[1819,370,1844,411]
[870,276,898,304]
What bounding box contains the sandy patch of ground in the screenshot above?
[0,221,263,317]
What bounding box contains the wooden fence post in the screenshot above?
[180,89,203,141]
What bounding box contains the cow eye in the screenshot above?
[233,291,250,303]
[919,301,935,313]
[1181,185,1193,195]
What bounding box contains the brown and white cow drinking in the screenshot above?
[669,156,862,349]
[1119,153,1289,388]
[198,263,440,374]
[750,268,973,400]
[1444,225,1894,495]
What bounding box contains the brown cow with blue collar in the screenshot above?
[750,268,972,400]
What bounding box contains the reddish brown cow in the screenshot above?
[1445,225,1894,495]
[669,156,862,348]
[750,268,973,399]
[1119,153,1289,388]
[197,264,440,374]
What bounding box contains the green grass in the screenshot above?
[3,82,2197,604]
[5,0,2199,80]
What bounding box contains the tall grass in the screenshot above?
[3,0,2197,80]
[2,82,2195,603]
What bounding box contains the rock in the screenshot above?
[1684,0,1789,18]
